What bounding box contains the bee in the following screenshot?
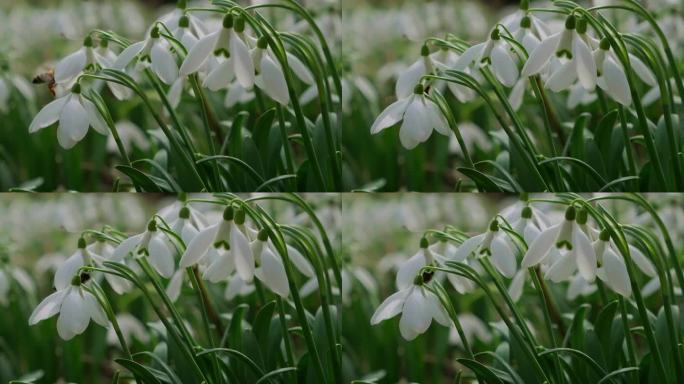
[32,69,57,96]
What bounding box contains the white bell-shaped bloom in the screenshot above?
[225,81,255,107]
[371,282,449,341]
[395,239,437,290]
[224,273,255,300]
[54,36,111,84]
[252,234,289,298]
[521,15,596,92]
[252,43,290,105]
[180,207,255,282]
[522,206,596,282]
[567,82,597,109]
[54,238,93,290]
[111,220,175,278]
[454,28,519,87]
[592,232,631,297]
[592,39,657,106]
[642,269,682,298]
[371,84,449,149]
[87,240,133,294]
[566,273,598,300]
[431,240,476,294]
[29,282,108,340]
[395,45,437,99]
[29,84,108,149]
[106,313,150,346]
[113,27,178,85]
[453,220,518,278]
[180,15,255,89]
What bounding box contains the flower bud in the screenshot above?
[234,208,246,225]
[257,229,269,242]
[599,38,611,51]
[490,28,501,40]
[576,208,588,225]
[179,15,190,29]
[257,36,269,50]
[223,206,234,221]
[413,83,424,95]
[520,0,529,11]
[147,220,157,232]
[177,0,187,9]
[565,14,576,30]
[71,83,82,94]
[521,206,533,219]
[234,17,245,33]
[599,229,611,242]
[179,206,190,219]
[99,39,109,49]
[83,35,94,48]
[420,44,430,57]
[71,275,82,286]
[420,237,428,249]
[151,26,160,39]
[576,18,587,34]
[489,219,500,232]
[520,16,532,29]
[564,206,576,221]
[223,14,234,29]
[77,237,87,249]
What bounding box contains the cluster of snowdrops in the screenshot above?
[370,193,683,383]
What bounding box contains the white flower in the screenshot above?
[28,84,108,149]
[252,233,289,298]
[225,81,255,107]
[521,15,596,93]
[111,220,176,278]
[180,207,255,283]
[29,283,108,340]
[250,39,315,105]
[521,206,596,283]
[593,39,657,106]
[454,28,519,87]
[370,84,449,149]
[370,283,449,341]
[54,36,111,84]
[453,220,518,278]
[592,232,631,297]
[566,273,598,300]
[225,274,255,300]
[395,45,437,99]
[106,313,149,347]
[113,27,179,85]
[180,15,255,89]
[54,238,93,290]
[567,82,597,109]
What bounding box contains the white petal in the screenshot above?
[573,34,597,90]
[491,45,518,87]
[426,290,450,326]
[545,59,578,92]
[203,252,235,283]
[491,237,516,278]
[399,288,432,340]
[166,270,184,302]
[286,52,314,85]
[167,77,184,108]
[453,43,484,70]
[399,97,431,149]
[522,32,561,77]
[59,96,89,142]
[395,59,426,99]
[522,224,560,268]
[628,53,656,86]
[508,270,526,302]
[370,288,409,325]
[426,99,449,136]
[84,290,108,327]
[509,78,526,111]
[29,96,68,133]
[29,289,66,325]
[230,33,255,89]
[573,224,596,282]
[148,236,175,278]
[55,48,87,83]
[179,31,219,76]
[111,233,144,262]
[370,97,409,134]
[113,41,146,69]
[57,289,90,340]
[260,55,290,105]
[179,224,219,268]
[54,251,85,290]
[544,253,576,282]
[453,234,486,261]
[602,249,631,297]
[82,97,108,135]
[286,244,315,277]
[231,225,254,282]
[203,59,235,91]
[395,250,427,290]
[151,44,178,85]
[259,248,289,297]
[602,58,632,106]
[628,244,656,277]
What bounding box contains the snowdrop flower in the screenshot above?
[371,84,449,149]
[567,82,598,109]
[54,36,111,84]
[642,269,681,298]
[448,313,492,346]
[454,28,519,87]
[251,230,289,298]
[370,279,449,341]
[567,273,598,300]
[509,206,545,245]
[521,15,597,93]
[250,37,315,105]
[106,313,149,346]
[165,206,204,301]
[180,207,255,283]
[592,230,631,297]
[395,45,437,99]
[225,274,255,300]
[453,220,518,278]
[593,38,657,106]
[225,81,255,107]
[160,1,206,39]
[522,206,596,283]
[395,238,436,290]
[114,27,178,85]
[181,15,255,89]
[54,238,94,290]
[29,277,108,340]
[29,83,108,149]
[112,220,176,278]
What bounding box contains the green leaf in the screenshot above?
[456,167,506,192]
[115,165,164,192]
[114,358,162,384]
[255,367,297,384]
[454,358,506,384]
